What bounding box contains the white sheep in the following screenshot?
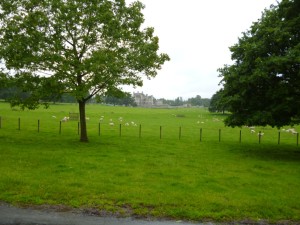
[109,122,114,126]
[52,115,57,119]
[287,128,298,135]
[61,116,69,122]
[130,121,138,126]
[250,129,255,134]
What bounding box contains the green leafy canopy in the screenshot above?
[0,0,169,104]
[0,0,170,141]
[218,0,300,128]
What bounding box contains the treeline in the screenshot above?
[0,86,136,105]
[0,87,211,107]
[0,86,78,103]
[161,95,210,107]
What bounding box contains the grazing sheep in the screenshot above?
[125,123,129,126]
[109,122,114,126]
[250,129,255,134]
[61,116,69,122]
[286,128,298,135]
[130,121,138,126]
[52,116,57,119]
[257,132,264,136]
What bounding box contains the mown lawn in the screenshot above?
[0,102,299,223]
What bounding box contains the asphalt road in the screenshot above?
[0,203,212,225]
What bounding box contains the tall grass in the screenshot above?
[0,102,299,223]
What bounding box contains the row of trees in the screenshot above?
[210,0,300,129]
[161,95,210,107]
[0,85,210,107]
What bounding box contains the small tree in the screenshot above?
[0,0,169,142]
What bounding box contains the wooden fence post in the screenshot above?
[160,126,162,139]
[59,121,62,134]
[200,128,202,142]
[239,130,242,143]
[139,124,142,138]
[18,118,20,130]
[179,126,182,140]
[119,124,122,137]
[38,120,40,133]
[258,131,261,144]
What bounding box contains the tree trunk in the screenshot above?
[79,100,88,142]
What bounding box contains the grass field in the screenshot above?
[0,102,300,223]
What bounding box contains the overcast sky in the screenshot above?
[124,0,279,100]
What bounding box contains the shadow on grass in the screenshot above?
[228,143,300,162]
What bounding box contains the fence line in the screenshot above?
[0,117,299,146]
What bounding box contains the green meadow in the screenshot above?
[0,102,299,223]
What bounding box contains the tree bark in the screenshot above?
[79,100,88,142]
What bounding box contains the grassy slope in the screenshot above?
[0,102,299,222]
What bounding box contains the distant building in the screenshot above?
[155,99,164,106]
[133,92,154,107]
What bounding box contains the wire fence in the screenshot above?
[0,116,299,146]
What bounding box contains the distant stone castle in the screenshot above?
[133,92,165,107]
[132,92,196,108]
[133,92,154,106]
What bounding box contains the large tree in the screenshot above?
[0,0,169,142]
[218,0,300,128]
